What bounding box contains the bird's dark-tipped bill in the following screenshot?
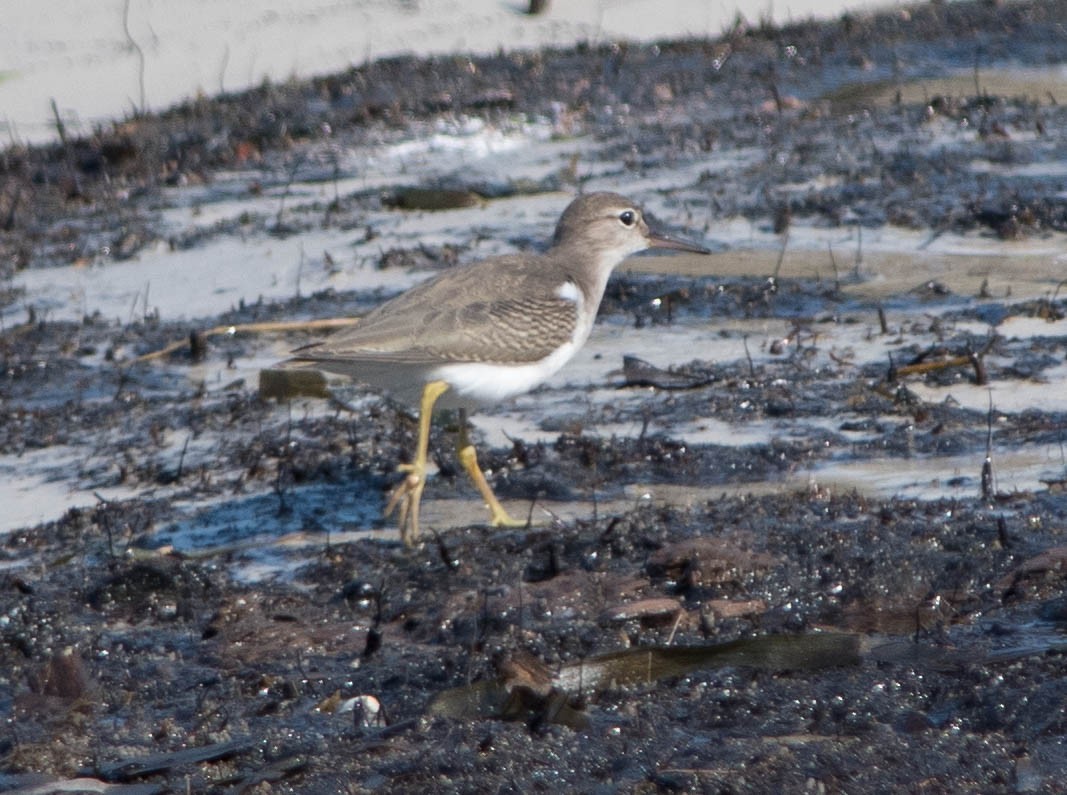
[647,230,711,255]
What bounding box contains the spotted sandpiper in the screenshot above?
[284,192,709,545]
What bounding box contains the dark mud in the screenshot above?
[4,490,1067,792]
[4,1,1067,793]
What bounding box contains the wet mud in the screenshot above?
[3,1,1067,792]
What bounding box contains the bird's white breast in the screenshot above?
[430,338,581,404]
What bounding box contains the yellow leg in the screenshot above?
[456,410,527,528]
[385,379,450,546]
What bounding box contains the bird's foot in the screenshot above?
[456,442,530,530]
[488,504,529,528]
[386,379,451,547]
[384,463,426,547]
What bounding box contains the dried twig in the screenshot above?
[129,317,360,364]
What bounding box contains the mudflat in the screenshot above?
[2,2,1067,792]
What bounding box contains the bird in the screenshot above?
[281,191,710,545]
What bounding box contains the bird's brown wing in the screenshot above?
[292,255,579,367]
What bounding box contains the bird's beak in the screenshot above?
[646,230,712,255]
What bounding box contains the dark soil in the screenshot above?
[3,1,1067,793]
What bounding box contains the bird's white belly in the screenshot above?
[431,338,580,406]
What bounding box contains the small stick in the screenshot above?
[981,390,995,500]
[129,317,360,364]
[968,349,987,386]
[50,98,68,147]
[891,355,971,379]
[771,229,789,281]
[827,242,840,291]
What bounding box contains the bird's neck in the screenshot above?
[554,244,627,311]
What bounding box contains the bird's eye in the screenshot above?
[618,210,637,227]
